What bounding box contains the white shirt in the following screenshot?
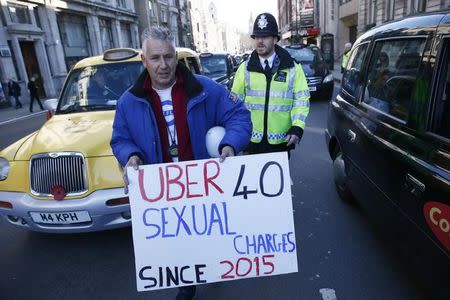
[153,81,178,162]
[259,51,276,69]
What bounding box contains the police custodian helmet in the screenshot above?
[251,13,280,40]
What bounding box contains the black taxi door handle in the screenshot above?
[405,173,426,197]
[348,130,356,143]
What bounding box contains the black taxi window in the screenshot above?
[362,38,426,122]
[58,61,143,114]
[432,39,450,139]
[342,43,368,98]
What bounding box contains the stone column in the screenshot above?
[35,38,56,97]
[112,19,122,48]
[86,15,102,54]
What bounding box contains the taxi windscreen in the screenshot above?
[57,61,143,114]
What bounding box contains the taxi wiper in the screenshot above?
[59,105,84,114]
[84,104,116,111]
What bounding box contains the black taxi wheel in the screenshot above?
[333,152,355,203]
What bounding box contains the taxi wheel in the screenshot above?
[333,152,355,203]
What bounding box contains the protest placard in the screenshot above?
[127,152,298,291]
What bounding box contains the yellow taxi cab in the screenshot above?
[0,47,202,233]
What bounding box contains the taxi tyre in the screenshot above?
[332,151,355,203]
[323,86,334,102]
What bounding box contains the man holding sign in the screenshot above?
[111,26,251,299]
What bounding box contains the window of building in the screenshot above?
[116,0,127,8]
[160,8,168,23]
[410,0,427,13]
[368,0,377,25]
[342,43,369,98]
[330,0,335,20]
[386,0,395,20]
[33,7,41,28]
[57,14,92,70]
[362,38,426,122]
[99,18,114,51]
[148,1,155,18]
[431,38,450,139]
[120,22,133,48]
[8,2,31,24]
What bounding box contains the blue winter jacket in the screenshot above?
[110,63,252,167]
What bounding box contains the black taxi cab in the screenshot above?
[325,11,449,295]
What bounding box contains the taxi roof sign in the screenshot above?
[103,48,139,61]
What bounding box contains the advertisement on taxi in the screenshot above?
[127,153,298,291]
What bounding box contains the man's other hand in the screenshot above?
[219,145,235,163]
[123,155,143,194]
[286,134,300,147]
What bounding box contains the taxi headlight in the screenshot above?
[323,74,334,83]
[0,157,10,181]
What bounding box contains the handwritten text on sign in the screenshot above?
[128,152,298,291]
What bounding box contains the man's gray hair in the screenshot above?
[141,26,176,53]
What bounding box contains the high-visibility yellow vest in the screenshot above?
[342,51,351,69]
[231,60,310,144]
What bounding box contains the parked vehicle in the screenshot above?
[325,12,450,296]
[199,52,237,89]
[284,44,334,101]
[0,47,202,233]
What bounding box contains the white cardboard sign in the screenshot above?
[127,152,298,291]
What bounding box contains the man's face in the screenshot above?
[141,39,177,89]
[254,36,277,57]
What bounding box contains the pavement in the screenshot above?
[0,100,48,125]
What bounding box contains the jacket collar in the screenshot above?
[247,44,295,73]
[129,62,203,100]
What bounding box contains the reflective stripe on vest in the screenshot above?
[246,103,292,112]
[243,60,308,144]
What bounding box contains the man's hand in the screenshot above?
[123,155,143,194]
[219,145,235,163]
[285,134,300,147]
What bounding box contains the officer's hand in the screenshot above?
[219,146,235,163]
[123,155,143,194]
[286,134,300,147]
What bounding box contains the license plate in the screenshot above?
[30,211,91,224]
[309,86,317,92]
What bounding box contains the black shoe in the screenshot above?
[175,286,196,300]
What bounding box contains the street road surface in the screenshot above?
[0,87,436,299]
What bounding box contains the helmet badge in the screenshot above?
[257,14,268,29]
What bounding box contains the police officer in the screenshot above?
[341,42,352,73]
[231,12,310,157]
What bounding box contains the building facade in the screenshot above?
[279,0,450,66]
[0,0,140,100]
[188,0,251,53]
[134,0,194,48]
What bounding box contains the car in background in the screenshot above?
[284,44,334,101]
[199,52,237,89]
[325,12,449,297]
[233,54,243,65]
[0,47,202,233]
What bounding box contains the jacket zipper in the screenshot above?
[263,73,272,141]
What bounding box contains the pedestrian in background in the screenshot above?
[110,26,251,300]
[27,76,44,112]
[341,42,352,73]
[231,12,310,158]
[8,78,22,109]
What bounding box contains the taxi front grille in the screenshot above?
[30,153,88,196]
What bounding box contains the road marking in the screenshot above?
[0,111,46,126]
[319,288,337,300]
